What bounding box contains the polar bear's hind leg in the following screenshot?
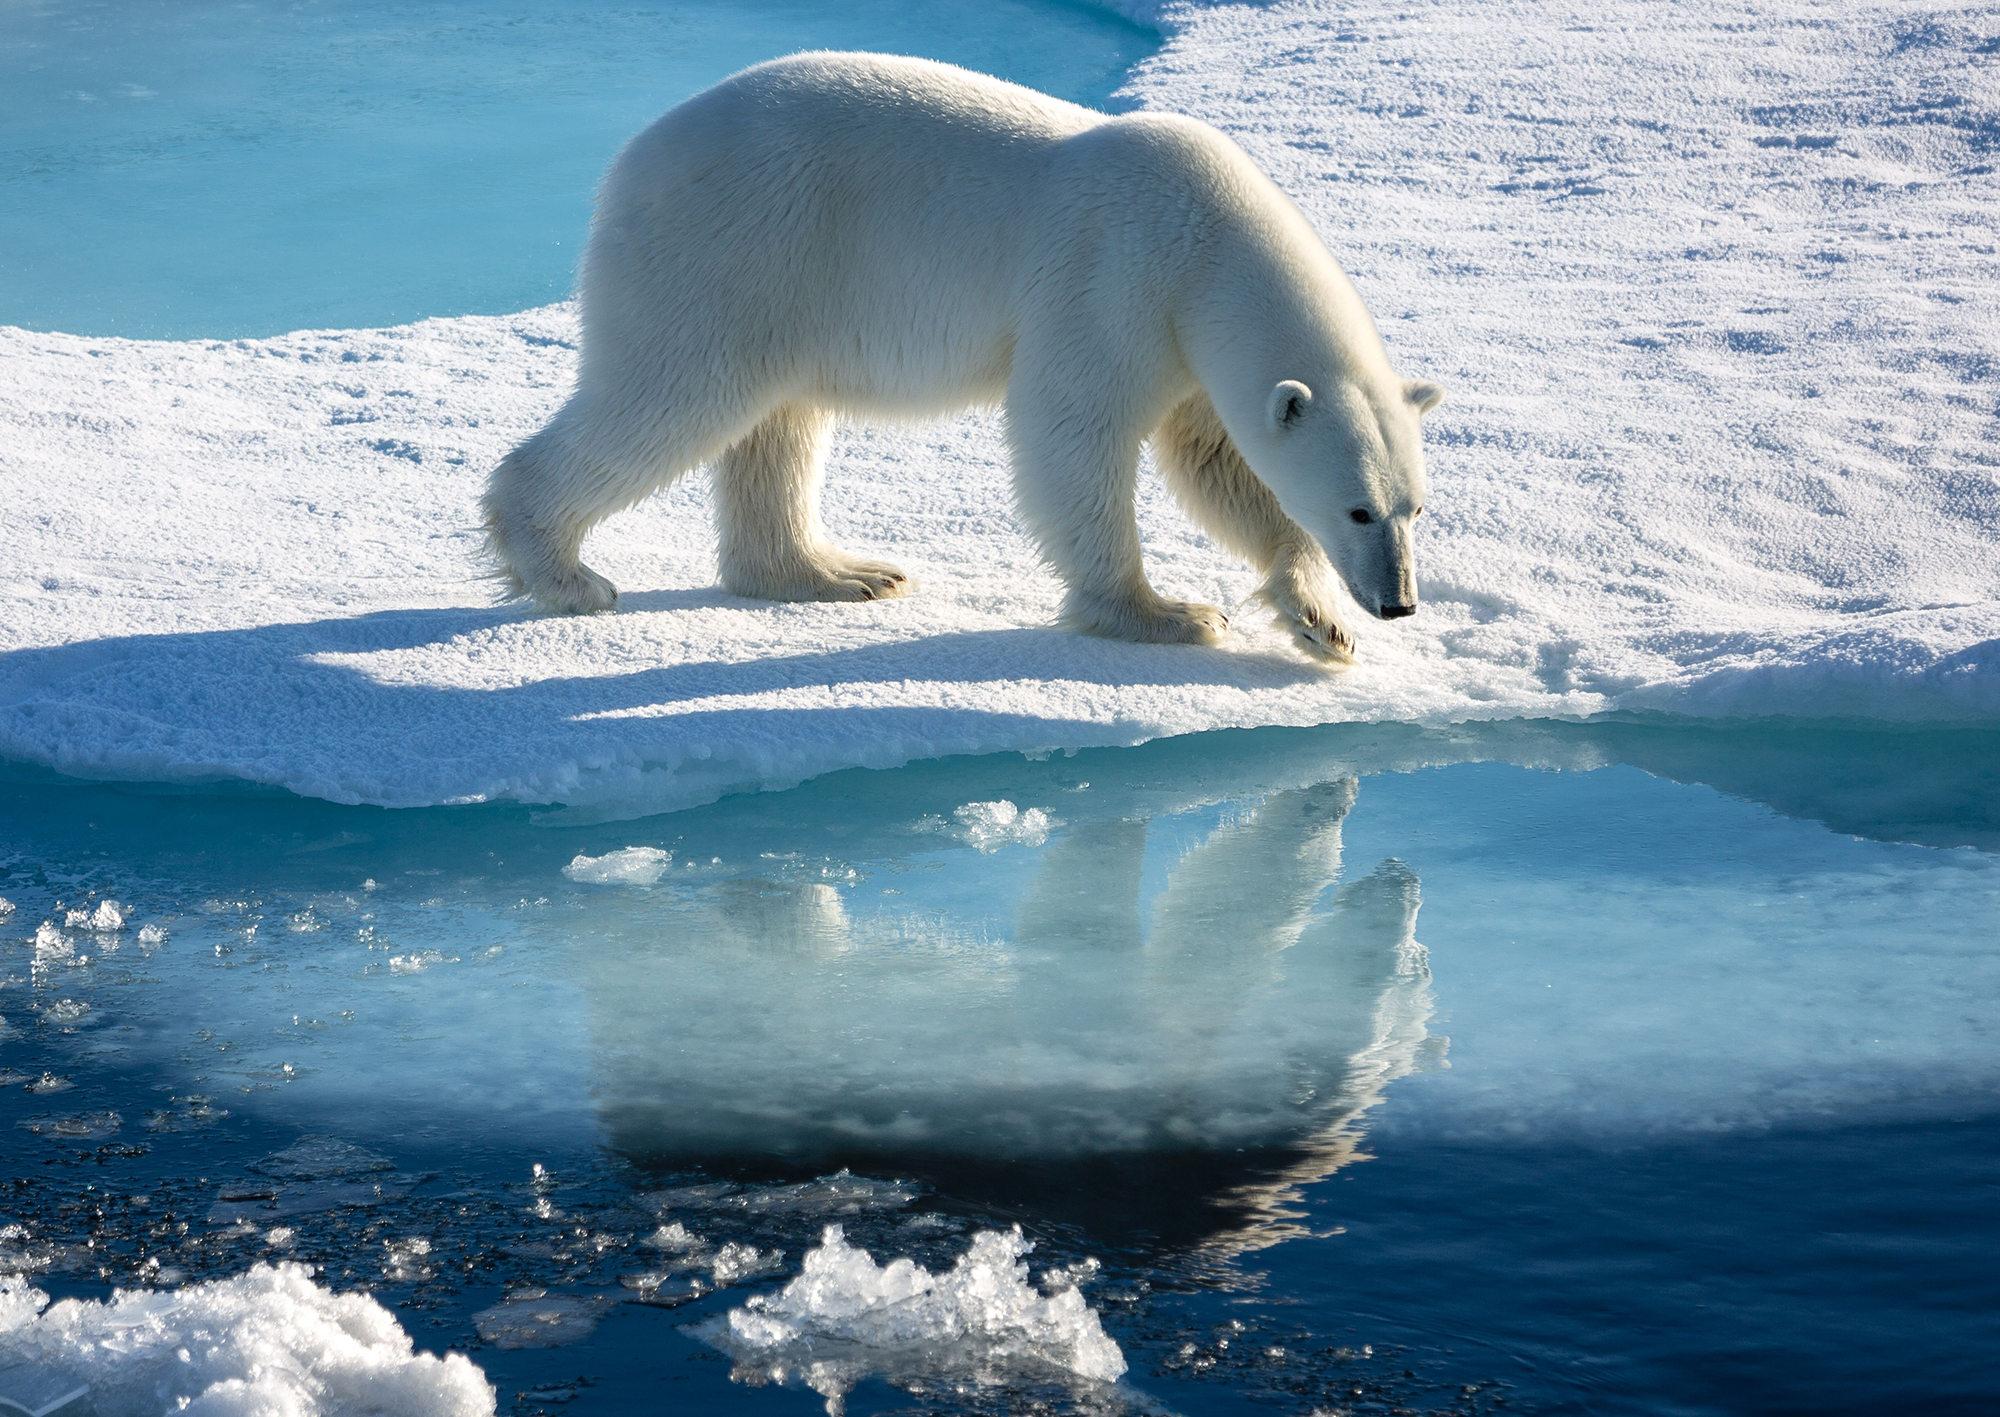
[482,420,623,615]
[486,375,750,615]
[714,404,912,603]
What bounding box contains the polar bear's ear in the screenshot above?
[1267,380,1313,430]
[1405,379,1445,415]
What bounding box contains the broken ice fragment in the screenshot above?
[563,846,672,885]
[471,1290,615,1348]
[206,1135,415,1223]
[700,1224,1124,1416]
[951,800,1052,851]
[709,1241,784,1286]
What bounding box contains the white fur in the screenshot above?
[482,52,1441,660]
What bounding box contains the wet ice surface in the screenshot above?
[0,719,1995,1415]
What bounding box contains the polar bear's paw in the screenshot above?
[811,554,913,602]
[728,551,913,603]
[1259,556,1356,667]
[534,562,619,615]
[1275,597,1356,665]
[1065,591,1229,647]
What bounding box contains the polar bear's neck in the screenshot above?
[1134,114,1395,409]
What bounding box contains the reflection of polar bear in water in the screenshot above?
[483,52,1442,662]
[578,773,1437,1251]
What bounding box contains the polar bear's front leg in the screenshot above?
[1260,537,1356,664]
[1008,389,1228,647]
[714,404,912,603]
[1153,394,1356,664]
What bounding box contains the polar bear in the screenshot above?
[483,52,1442,661]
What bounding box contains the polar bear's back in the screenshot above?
[683,50,1103,143]
[607,51,1102,219]
[580,53,1157,415]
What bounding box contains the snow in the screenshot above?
[0,1263,493,1417]
[2,0,1996,815]
[700,1224,1126,1415]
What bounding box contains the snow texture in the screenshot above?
[0,1263,493,1417]
[1,0,1996,814]
[702,1224,1125,1415]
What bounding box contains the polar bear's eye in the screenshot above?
[1349,509,1373,525]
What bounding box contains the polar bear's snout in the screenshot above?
[1327,511,1422,627]
[1375,530,1420,619]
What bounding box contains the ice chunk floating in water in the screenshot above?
[562,845,673,885]
[0,1264,491,1417]
[946,800,1054,851]
[703,1224,1126,1415]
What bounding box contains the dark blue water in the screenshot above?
[0,0,1154,339]
[2,720,1996,1414]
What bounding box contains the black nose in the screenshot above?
[1377,602,1417,620]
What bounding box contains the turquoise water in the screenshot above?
[0,0,1153,339]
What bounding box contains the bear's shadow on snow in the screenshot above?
[0,599,1321,758]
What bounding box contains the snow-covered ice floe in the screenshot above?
[699,1224,1129,1416]
[0,1263,493,1417]
[3,0,1996,814]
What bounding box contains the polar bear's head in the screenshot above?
[1248,375,1442,620]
